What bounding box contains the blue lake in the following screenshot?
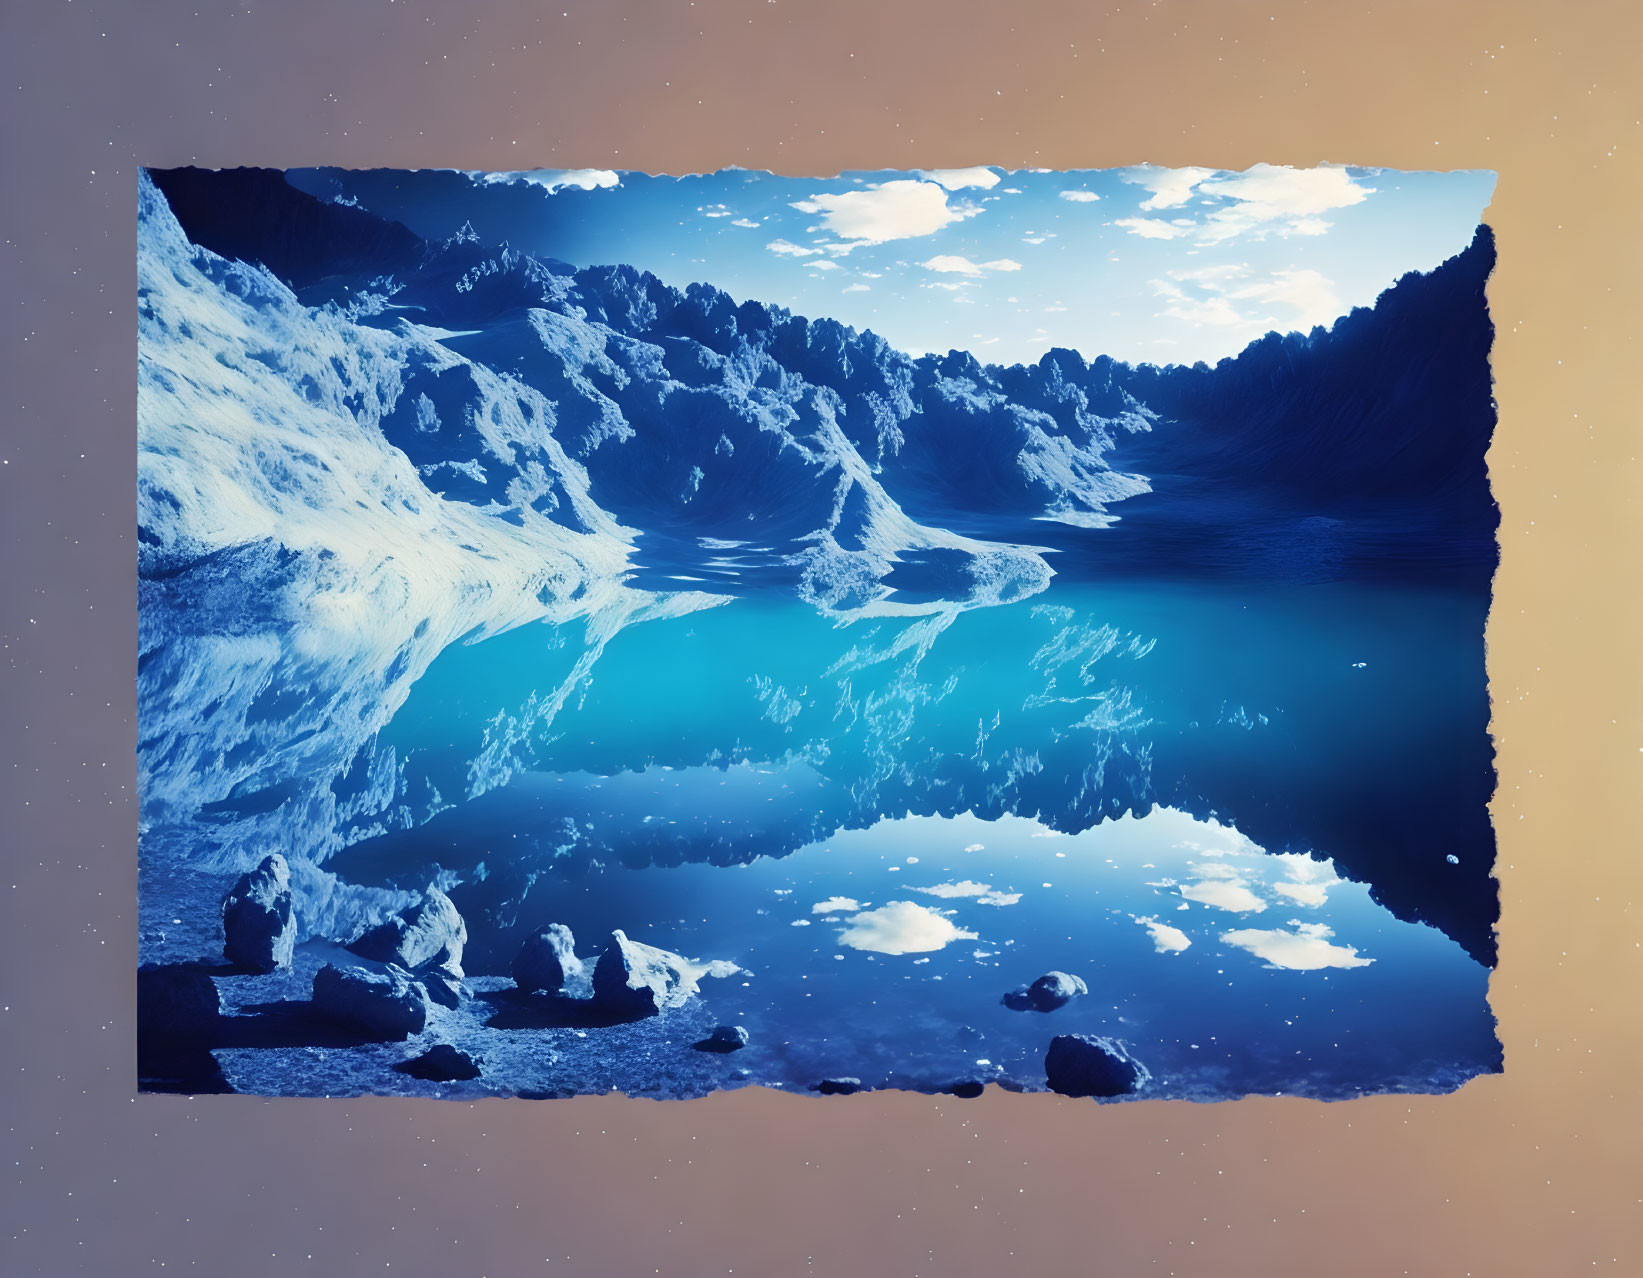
[135,174,1501,1101]
[329,575,1499,1099]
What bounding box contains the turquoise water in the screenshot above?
[337,576,1499,1098]
[379,577,1493,948]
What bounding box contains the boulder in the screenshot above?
[312,963,429,1039]
[1003,970,1088,1013]
[513,923,583,995]
[693,1024,749,1053]
[348,887,466,973]
[220,853,296,972]
[137,964,229,1092]
[1043,1034,1149,1099]
[590,930,700,1017]
[395,1044,481,1082]
[420,959,465,1010]
[815,1077,864,1095]
[137,964,223,1044]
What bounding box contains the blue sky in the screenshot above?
[299,163,1495,368]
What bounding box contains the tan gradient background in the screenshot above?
[1,1,1640,1274]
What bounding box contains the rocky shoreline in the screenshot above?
[137,854,1150,1102]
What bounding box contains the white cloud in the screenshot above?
[699,204,733,218]
[812,896,862,914]
[469,169,621,193]
[1153,264,1344,333]
[1269,854,1341,908]
[1059,189,1101,203]
[1114,217,1192,241]
[1226,268,1342,330]
[731,217,761,229]
[842,283,871,294]
[921,255,1022,277]
[1272,880,1331,908]
[806,260,842,271]
[791,179,981,246]
[1220,922,1373,970]
[1169,263,1251,288]
[918,166,1002,191]
[912,880,993,898]
[471,168,621,194]
[1152,279,1248,328]
[550,169,621,192]
[767,238,822,257]
[976,890,1021,907]
[1178,875,1267,913]
[836,901,978,955]
[1196,164,1374,241]
[1119,164,1374,243]
[1134,915,1192,953]
[1122,165,1218,210]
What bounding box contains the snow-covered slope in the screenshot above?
[140,174,712,926]
[136,171,1058,938]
